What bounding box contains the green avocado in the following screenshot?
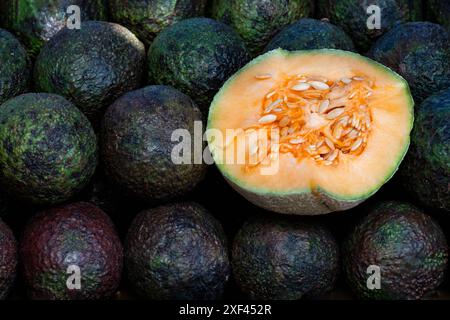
[369,22,450,103]
[108,0,207,47]
[147,17,250,114]
[0,0,108,56]
[343,201,448,300]
[0,28,29,105]
[211,0,313,56]
[317,0,422,51]
[232,216,339,299]
[34,21,145,122]
[101,85,206,203]
[20,202,123,300]
[0,93,97,205]
[428,0,450,30]
[264,18,355,52]
[401,88,450,211]
[0,219,17,300]
[125,202,230,300]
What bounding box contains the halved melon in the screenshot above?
[207,49,414,215]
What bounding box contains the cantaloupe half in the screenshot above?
[207,49,414,215]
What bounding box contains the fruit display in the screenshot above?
[0,0,449,304]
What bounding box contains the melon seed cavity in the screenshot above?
[249,74,374,166]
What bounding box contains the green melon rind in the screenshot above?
[207,49,414,215]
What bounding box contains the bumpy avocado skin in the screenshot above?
[0,28,29,105]
[317,0,422,51]
[212,0,313,56]
[20,202,123,300]
[264,18,355,52]
[343,201,448,300]
[428,0,450,29]
[147,17,250,114]
[101,85,206,203]
[0,93,97,205]
[0,219,17,300]
[369,22,450,103]
[401,88,450,211]
[232,217,339,300]
[109,0,207,47]
[0,0,108,56]
[34,21,145,121]
[125,202,230,300]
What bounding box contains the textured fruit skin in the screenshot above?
[369,22,450,103]
[232,217,339,300]
[20,202,123,300]
[428,0,450,29]
[343,201,448,300]
[264,18,355,52]
[108,0,207,47]
[317,0,422,51]
[0,28,29,105]
[0,219,17,300]
[101,85,206,203]
[0,0,108,56]
[211,0,313,56]
[34,21,145,121]
[208,49,414,215]
[147,18,250,114]
[125,202,230,300]
[0,93,97,205]
[401,88,450,211]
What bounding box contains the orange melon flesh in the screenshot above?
[207,49,414,215]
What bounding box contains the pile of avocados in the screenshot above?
[0,0,448,301]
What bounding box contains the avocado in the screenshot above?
[232,216,339,299]
[101,85,207,203]
[369,22,450,103]
[317,0,422,51]
[264,18,355,52]
[109,0,208,47]
[401,88,450,211]
[34,21,145,122]
[343,201,448,300]
[0,93,97,205]
[20,202,123,300]
[0,28,29,105]
[428,0,450,30]
[0,0,107,57]
[211,0,313,56]
[125,202,230,299]
[0,219,17,300]
[147,17,250,114]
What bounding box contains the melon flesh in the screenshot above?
[207,49,414,215]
